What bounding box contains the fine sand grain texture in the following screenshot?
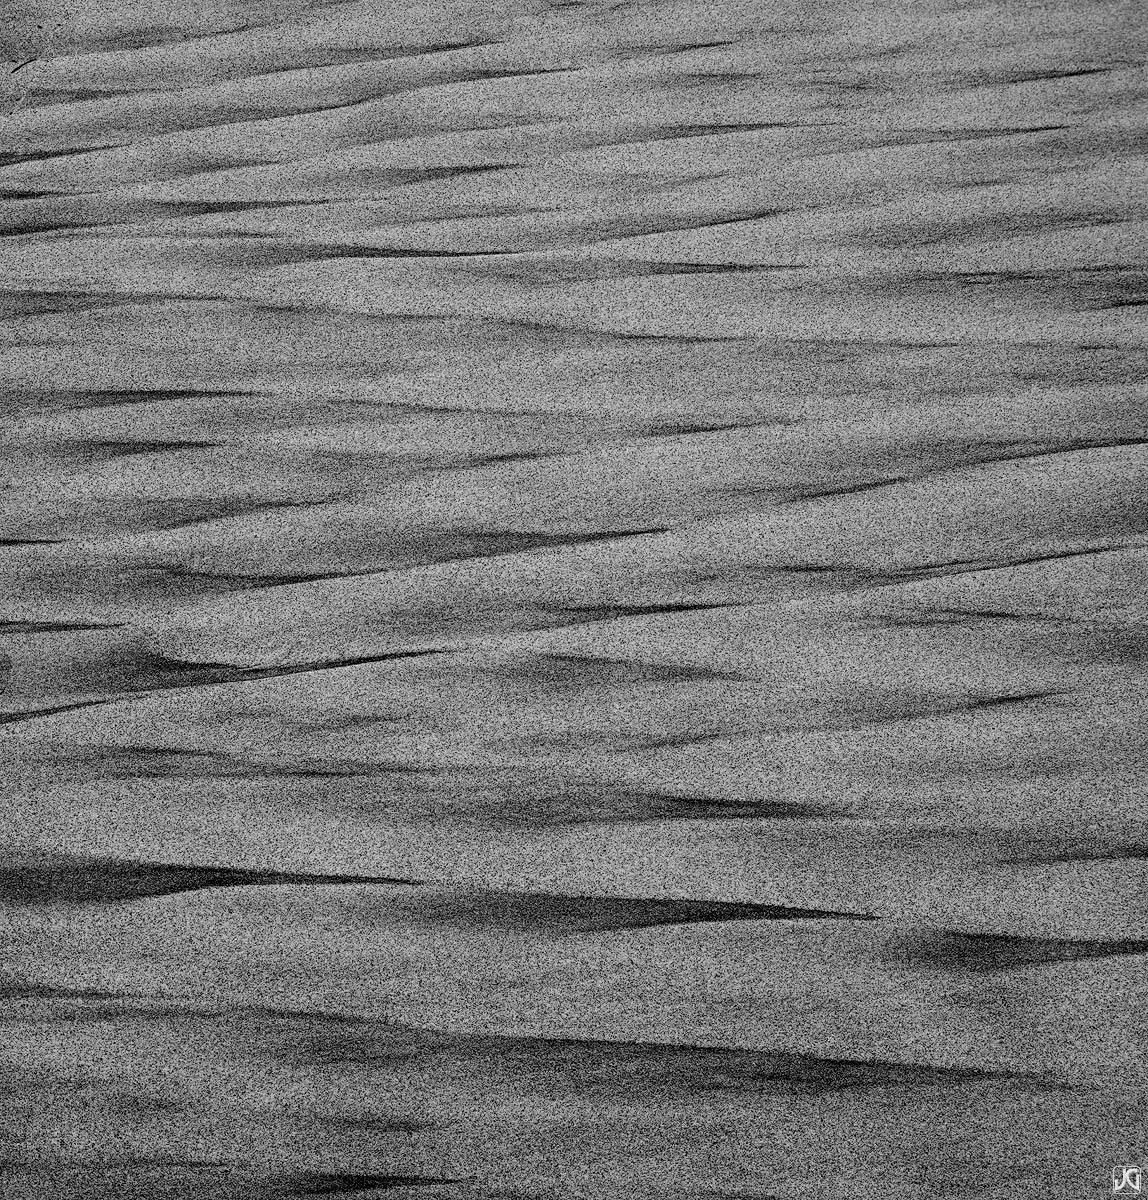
[1,1,1147,1197]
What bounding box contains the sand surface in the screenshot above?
[1,1,1146,1197]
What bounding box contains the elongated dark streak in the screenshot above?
[964,689,1071,711]
[231,37,509,85]
[893,930,1148,973]
[501,895,876,932]
[655,39,739,54]
[634,730,742,749]
[814,542,1142,589]
[291,1173,471,1196]
[540,652,750,682]
[886,124,1071,141]
[157,497,335,532]
[0,143,122,168]
[588,205,793,244]
[298,244,540,260]
[0,979,126,1001]
[912,542,1140,579]
[432,450,564,470]
[70,440,222,457]
[59,389,256,411]
[0,855,426,905]
[0,698,111,725]
[140,647,451,688]
[995,842,1148,866]
[778,476,908,502]
[968,435,1148,466]
[1001,64,1131,83]
[651,122,841,141]
[158,199,323,214]
[610,794,836,823]
[547,600,743,620]
[877,607,1069,627]
[0,620,125,633]
[138,564,390,590]
[86,745,400,780]
[647,261,806,275]
[442,526,674,563]
[769,436,1148,505]
[457,1029,1056,1092]
[615,332,750,343]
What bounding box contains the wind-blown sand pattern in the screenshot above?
[1,1,1147,1197]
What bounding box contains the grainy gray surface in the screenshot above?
[1,2,1146,1197]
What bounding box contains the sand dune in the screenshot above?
[1,0,1146,1196]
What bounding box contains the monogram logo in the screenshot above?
[1114,1166,1142,1195]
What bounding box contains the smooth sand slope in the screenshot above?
[1,1,1146,1197]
